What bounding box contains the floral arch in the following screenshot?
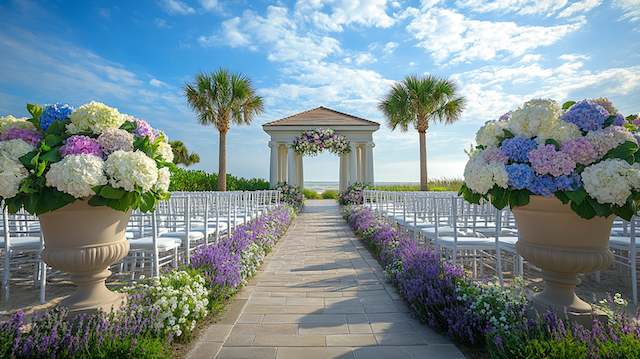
[262,106,379,191]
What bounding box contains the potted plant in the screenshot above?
[459,98,640,314]
[0,102,173,313]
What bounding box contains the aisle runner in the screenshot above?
[188,200,463,359]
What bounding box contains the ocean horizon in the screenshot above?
[303,181,419,192]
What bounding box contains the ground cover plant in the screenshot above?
[0,205,295,358]
[343,205,640,358]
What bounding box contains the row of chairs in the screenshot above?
[1,190,281,304]
[363,190,639,305]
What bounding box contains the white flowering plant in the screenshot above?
[126,270,209,339]
[292,128,350,156]
[460,98,640,220]
[0,102,172,215]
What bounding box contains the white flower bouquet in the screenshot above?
[460,98,640,220]
[0,102,172,214]
[292,128,350,156]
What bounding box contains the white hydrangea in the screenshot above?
[509,99,562,138]
[0,154,28,199]
[0,139,34,160]
[105,150,158,192]
[0,115,35,134]
[586,126,637,157]
[581,159,640,206]
[536,119,581,144]
[67,101,125,134]
[475,120,508,147]
[45,154,107,198]
[463,150,508,195]
[154,167,171,192]
[157,141,174,163]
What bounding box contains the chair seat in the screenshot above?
[437,236,495,247]
[129,237,181,251]
[420,226,480,239]
[610,236,640,249]
[0,236,42,250]
[159,231,205,241]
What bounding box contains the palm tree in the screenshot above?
[184,69,264,191]
[169,140,200,167]
[378,75,466,191]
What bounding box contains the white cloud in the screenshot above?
[407,7,584,64]
[202,6,341,62]
[294,0,395,32]
[454,0,569,15]
[557,0,602,18]
[558,53,590,61]
[613,0,640,25]
[354,52,377,65]
[154,18,171,28]
[159,0,195,15]
[149,78,168,87]
[382,41,398,55]
[200,0,219,12]
[520,54,543,63]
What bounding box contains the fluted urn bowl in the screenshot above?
[38,200,131,313]
[512,196,614,313]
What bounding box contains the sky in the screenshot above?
[0,0,639,182]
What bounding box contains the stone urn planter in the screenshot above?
[512,196,614,313]
[39,200,131,313]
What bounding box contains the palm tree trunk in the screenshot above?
[218,130,227,191]
[419,130,428,191]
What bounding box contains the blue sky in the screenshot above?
[1,0,639,182]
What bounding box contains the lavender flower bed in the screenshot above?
[0,205,295,359]
[343,205,640,358]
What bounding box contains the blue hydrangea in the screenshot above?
[555,173,582,191]
[506,163,534,190]
[39,103,74,131]
[613,113,625,126]
[561,100,609,132]
[527,175,557,196]
[500,136,538,162]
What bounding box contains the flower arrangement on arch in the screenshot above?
[0,101,173,214]
[459,98,640,220]
[291,128,350,156]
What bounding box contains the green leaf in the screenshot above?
[40,149,60,163]
[603,115,617,128]
[45,119,70,136]
[612,204,634,221]
[555,192,570,204]
[586,197,612,217]
[36,161,47,176]
[26,103,43,119]
[562,101,576,110]
[570,200,596,219]
[604,141,638,164]
[509,189,530,208]
[19,150,39,168]
[490,187,509,210]
[99,186,126,200]
[545,138,561,150]
[566,188,588,205]
[119,121,136,132]
[44,134,62,147]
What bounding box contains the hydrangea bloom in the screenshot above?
[613,113,625,126]
[581,159,640,206]
[463,150,508,195]
[509,99,561,138]
[528,144,576,176]
[586,126,637,157]
[561,100,609,132]
[97,128,134,154]
[67,101,125,134]
[554,173,581,191]
[498,112,512,122]
[500,137,537,162]
[45,154,107,198]
[475,120,507,148]
[505,164,534,190]
[134,119,156,140]
[560,137,599,165]
[39,103,74,131]
[0,115,36,134]
[59,135,102,158]
[592,97,617,115]
[481,147,508,164]
[157,141,174,163]
[155,167,171,192]
[105,150,158,192]
[535,120,581,144]
[0,139,35,160]
[0,127,42,146]
[527,174,557,196]
[0,154,28,199]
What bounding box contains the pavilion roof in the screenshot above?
[263,106,379,127]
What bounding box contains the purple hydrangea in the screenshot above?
[527,174,557,196]
[498,112,512,122]
[613,113,625,126]
[506,163,534,189]
[482,147,508,164]
[59,135,103,158]
[0,127,42,146]
[561,100,609,132]
[500,136,538,162]
[560,137,599,165]
[39,103,74,131]
[134,119,156,140]
[528,144,576,177]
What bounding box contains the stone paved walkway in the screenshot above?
[187,200,464,359]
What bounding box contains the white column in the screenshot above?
[339,154,347,191]
[348,142,357,185]
[287,145,297,186]
[269,141,278,188]
[365,142,374,185]
[296,153,304,188]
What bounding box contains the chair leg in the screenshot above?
[39,260,47,304]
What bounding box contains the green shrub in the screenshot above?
[373,179,462,192]
[321,190,338,199]
[169,167,269,191]
[303,188,320,199]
